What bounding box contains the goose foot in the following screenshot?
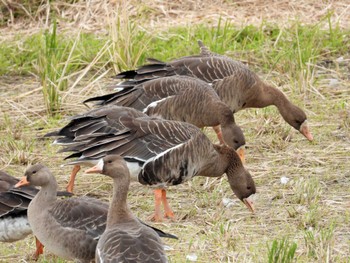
[161,189,175,219]
[151,189,175,221]
[150,189,163,222]
[31,237,44,261]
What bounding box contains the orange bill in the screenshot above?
[14,177,30,188]
[300,121,313,141]
[236,146,246,164]
[85,159,103,174]
[243,197,255,213]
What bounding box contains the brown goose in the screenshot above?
[14,164,177,262]
[47,106,256,221]
[86,155,168,263]
[0,171,71,259]
[84,75,245,153]
[111,41,313,141]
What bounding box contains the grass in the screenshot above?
[304,222,336,261]
[1,11,348,78]
[267,237,297,263]
[0,1,350,263]
[38,19,70,116]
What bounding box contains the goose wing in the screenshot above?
[48,196,107,240]
[83,75,211,110]
[64,115,199,164]
[45,106,147,146]
[0,171,37,217]
[115,55,247,86]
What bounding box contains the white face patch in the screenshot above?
[299,120,308,132]
[299,119,313,141]
[97,159,104,171]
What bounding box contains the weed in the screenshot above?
[299,205,323,229]
[267,237,297,263]
[0,114,37,165]
[106,5,152,73]
[292,177,322,206]
[1,136,35,165]
[304,223,336,261]
[37,20,69,116]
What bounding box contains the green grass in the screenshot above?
[267,237,297,263]
[0,13,348,78]
[38,19,69,116]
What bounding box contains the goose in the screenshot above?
[85,155,168,263]
[0,171,34,243]
[109,41,313,141]
[45,106,148,193]
[84,75,245,157]
[0,170,71,259]
[46,105,256,222]
[14,164,177,262]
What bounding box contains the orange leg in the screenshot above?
[31,236,44,260]
[213,125,225,144]
[150,189,163,222]
[161,189,174,219]
[66,165,81,193]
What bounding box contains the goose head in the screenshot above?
[216,145,256,212]
[15,164,52,188]
[279,102,313,141]
[85,155,129,179]
[227,166,256,212]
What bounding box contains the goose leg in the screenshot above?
[213,125,225,144]
[151,189,163,222]
[161,189,174,219]
[31,236,44,260]
[66,165,81,193]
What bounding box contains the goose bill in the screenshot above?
[300,120,313,141]
[14,177,30,188]
[236,146,245,164]
[243,197,255,213]
[85,159,104,174]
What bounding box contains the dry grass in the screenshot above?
[1,0,350,40]
[0,1,350,262]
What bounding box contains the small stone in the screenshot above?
[222,197,235,208]
[186,253,198,261]
[280,176,290,184]
[335,56,344,63]
[163,245,174,251]
[328,78,339,86]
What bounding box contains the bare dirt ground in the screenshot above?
[0,1,349,262]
